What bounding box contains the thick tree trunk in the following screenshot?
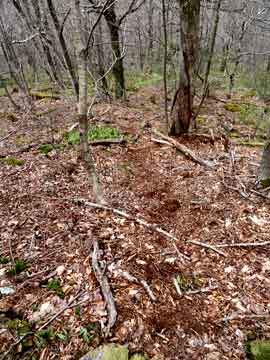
[104,3,125,99]
[169,0,200,135]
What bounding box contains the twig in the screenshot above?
[117,270,156,301]
[92,239,117,336]
[185,285,218,295]
[89,137,126,146]
[224,312,270,321]
[215,241,270,248]
[1,291,85,360]
[153,129,215,168]
[77,198,189,261]
[188,240,227,257]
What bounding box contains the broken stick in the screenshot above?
[153,129,215,168]
[92,239,117,335]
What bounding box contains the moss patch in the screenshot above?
[224,102,243,112]
[30,91,60,100]
[0,156,24,166]
[39,144,54,155]
[66,126,121,145]
[246,340,270,360]
[35,108,57,118]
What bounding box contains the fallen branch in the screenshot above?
[117,270,156,301]
[188,240,227,257]
[153,129,215,168]
[77,198,189,261]
[215,241,270,248]
[89,137,126,146]
[185,285,218,295]
[92,239,117,336]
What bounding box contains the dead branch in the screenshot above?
[117,270,156,301]
[185,285,218,295]
[215,241,270,248]
[92,239,117,335]
[77,198,190,261]
[188,240,227,257]
[89,137,126,146]
[153,129,215,168]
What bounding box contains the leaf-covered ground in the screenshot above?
[0,87,270,360]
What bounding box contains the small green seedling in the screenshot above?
[0,256,9,264]
[46,278,64,297]
[75,305,81,316]
[56,329,69,343]
[79,326,93,344]
[39,144,53,155]
[7,259,27,275]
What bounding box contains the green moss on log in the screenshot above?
[246,340,270,360]
[224,102,243,112]
[30,91,60,100]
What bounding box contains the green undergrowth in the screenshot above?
[126,72,163,91]
[66,126,121,145]
[7,258,27,275]
[45,278,64,297]
[0,156,24,166]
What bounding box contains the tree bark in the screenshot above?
[104,2,125,99]
[74,0,103,203]
[47,0,79,98]
[169,0,200,135]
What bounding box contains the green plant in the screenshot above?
[67,126,121,145]
[0,156,24,166]
[46,278,64,297]
[79,326,93,344]
[39,143,53,155]
[36,327,55,339]
[7,258,27,275]
[7,319,31,337]
[56,329,69,343]
[75,305,81,316]
[0,256,9,264]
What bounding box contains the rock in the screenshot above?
[79,344,128,360]
[206,352,221,360]
[0,286,15,295]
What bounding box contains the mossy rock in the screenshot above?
[0,157,24,166]
[224,102,243,112]
[81,344,128,360]
[246,340,270,360]
[30,91,60,100]
[0,112,18,122]
[130,355,148,360]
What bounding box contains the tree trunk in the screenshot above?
[258,140,270,188]
[104,2,125,99]
[47,0,79,98]
[74,0,103,203]
[170,0,200,135]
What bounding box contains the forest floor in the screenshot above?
[0,85,270,360]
